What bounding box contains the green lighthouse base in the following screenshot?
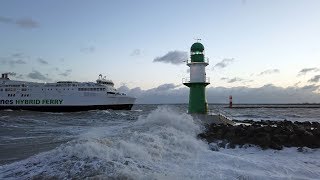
[183,82,209,114]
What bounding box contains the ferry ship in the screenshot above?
[0,73,136,112]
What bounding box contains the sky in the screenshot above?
[1,0,320,103]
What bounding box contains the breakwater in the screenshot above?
[198,120,320,150]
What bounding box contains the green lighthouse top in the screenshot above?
[191,42,204,52]
[190,42,205,62]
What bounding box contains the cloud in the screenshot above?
[220,77,251,83]
[37,58,48,65]
[153,51,188,65]
[27,70,50,81]
[154,83,180,91]
[227,77,243,83]
[118,83,320,104]
[118,83,184,104]
[301,84,319,90]
[308,75,320,83]
[59,69,72,77]
[212,58,234,70]
[7,72,24,79]
[0,59,27,66]
[294,81,301,87]
[15,74,24,79]
[297,68,319,76]
[15,18,38,28]
[80,46,95,53]
[0,16,13,23]
[11,53,24,58]
[130,49,141,56]
[258,69,280,76]
[0,52,28,66]
[0,16,39,28]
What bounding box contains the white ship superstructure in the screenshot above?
[0,73,135,111]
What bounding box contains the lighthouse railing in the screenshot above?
[182,77,210,84]
[186,57,209,64]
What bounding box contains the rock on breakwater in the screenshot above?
[198,120,320,150]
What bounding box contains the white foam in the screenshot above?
[0,106,319,179]
[131,109,143,112]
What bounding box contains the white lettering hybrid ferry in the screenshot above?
[0,73,136,112]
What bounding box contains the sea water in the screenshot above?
[0,104,319,179]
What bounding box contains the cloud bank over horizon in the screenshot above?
[118,83,320,104]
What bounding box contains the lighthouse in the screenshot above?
[183,41,210,114]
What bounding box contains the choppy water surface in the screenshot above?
[0,104,319,179]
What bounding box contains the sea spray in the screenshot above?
[0,106,207,179]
